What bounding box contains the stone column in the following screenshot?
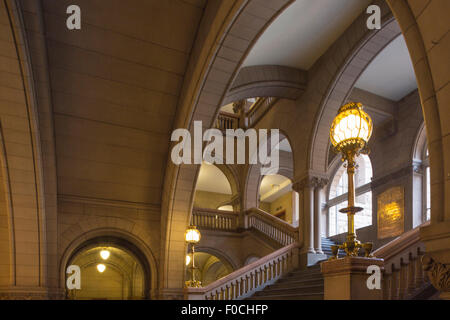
[302,179,315,254]
[292,191,299,227]
[293,177,326,267]
[321,257,384,300]
[314,178,328,254]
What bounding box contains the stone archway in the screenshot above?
[60,229,159,299]
[243,131,294,210]
[65,236,151,300]
[0,0,53,298]
[160,0,295,297]
[310,12,401,175]
[386,0,447,224]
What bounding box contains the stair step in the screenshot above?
[247,293,324,300]
[275,278,323,287]
[288,269,322,276]
[254,285,324,296]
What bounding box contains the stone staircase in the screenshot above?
[321,237,346,258]
[248,264,324,300]
[247,238,342,300]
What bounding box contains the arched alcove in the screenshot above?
[193,162,237,211]
[244,134,295,211]
[185,251,234,287]
[65,236,152,300]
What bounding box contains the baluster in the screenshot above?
[231,282,236,300]
[390,266,400,300]
[383,272,391,299]
[255,269,260,288]
[286,253,292,272]
[407,255,416,294]
[398,261,408,299]
[415,254,424,288]
[276,259,281,277]
[236,278,241,297]
[264,265,268,284]
[246,275,251,293]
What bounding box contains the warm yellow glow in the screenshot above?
[97,264,106,273]
[186,255,191,266]
[185,226,201,244]
[384,202,401,220]
[330,102,373,150]
[100,250,110,260]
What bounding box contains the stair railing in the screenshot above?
[372,222,429,300]
[245,208,298,246]
[246,97,278,128]
[215,112,240,131]
[184,243,299,300]
[191,208,238,231]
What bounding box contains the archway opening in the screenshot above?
[259,174,294,224]
[67,239,150,300]
[185,252,234,287]
[193,162,234,211]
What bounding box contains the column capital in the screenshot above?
[292,176,328,192]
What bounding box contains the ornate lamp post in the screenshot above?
[329,102,373,258]
[185,225,202,287]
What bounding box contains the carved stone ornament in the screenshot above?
[422,255,450,292]
[292,177,328,192]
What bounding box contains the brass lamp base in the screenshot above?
[329,206,374,259]
[329,239,373,259]
[185,280,202,288]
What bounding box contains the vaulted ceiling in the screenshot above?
[243,0,371,70]
[38,0,206,205]
[355,35,418,101]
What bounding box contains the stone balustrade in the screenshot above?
[191,208,238,231]
[215,112,240,130]
[247,97,278,127]
[246,208,298,247]
[373,222,429,300]
[184,243,298,300]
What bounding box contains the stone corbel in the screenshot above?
[422,255,450,299]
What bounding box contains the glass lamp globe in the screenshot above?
[97,264,106,273]
[185,226,201,244]
[330,102,373,153]
[100,249,110,260]
[185,254,191,266]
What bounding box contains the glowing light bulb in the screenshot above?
[97,264,106,273]
[100,250,110,260]
[186,255,191,266]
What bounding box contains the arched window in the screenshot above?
[423,146,430,221]
[413,124,430,224]
[328,154,373,236]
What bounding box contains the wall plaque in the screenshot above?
[377,186,404,239]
